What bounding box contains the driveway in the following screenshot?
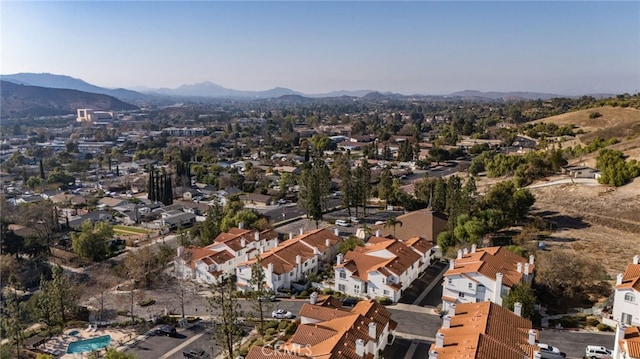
[399,261,447,305]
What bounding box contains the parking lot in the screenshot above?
[398,260,447,306]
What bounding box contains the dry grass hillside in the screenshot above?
[526,106,640,277]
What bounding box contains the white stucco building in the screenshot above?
[334,236,434,303]
[612,255,640,327]
[441,245,534,312]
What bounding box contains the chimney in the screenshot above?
[375,229,381,237]
[289,232,293,240]
[267,263,274,274]
[471,244,477,253]
[334,228,339,236]
[238,222,244,230]
[337,253,344,265]
[449,260,455,270]
[529,254,535,264]
[299,227,304,235]
[259,247,264,254]
[528,329,537,345]
[177,246,184,257]
[457,249,463,259]
[614,324,626,359]
[634,255,640,265]
[368,322,376,339]
[448,303,456,316]
[443,315,451,329]
[514,302,522,317]
[296,255,302,265]
[463,247,468,255]
[494,273,503,304]
[254,231,260,242]
[517,262,523,273]
[428,350,438,359]
[435,332,445,348]
[533,352,542,359]
[240,237,246,248]
[616,273,624,285]
[310,291,318,305]
[313,246,320,255]
[325,238,331,248]
[355,339,365,357]
[524,263,530,276]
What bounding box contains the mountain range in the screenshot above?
[1,72,576,102]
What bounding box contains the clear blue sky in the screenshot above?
[1,1,639,95]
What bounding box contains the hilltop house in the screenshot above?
[236,228,342,292]
[334,236,434,303]
[369,209,447,242]
[441,245,534,312]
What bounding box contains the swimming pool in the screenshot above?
[66,335,112,354]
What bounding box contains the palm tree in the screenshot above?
[384,217,403,237]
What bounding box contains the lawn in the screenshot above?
[113,225,150,234]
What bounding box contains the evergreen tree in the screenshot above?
[209,276,243,359]
[39,159,45,179]
[147,166,155,202]
[247,257,271,335]
[378,167,393,204]
[36,265,78,326]
[0,275,26,358]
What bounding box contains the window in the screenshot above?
[458,292,465,298]
[338,284,346,292]
[622,313,632,325]
[339,271,346,279]
[354,285,360,294]
[290,271,294,277]
[468,283,473,289]
[382,277,386,284]
[312,258,316,263]
[383,290,389,296]
[447,278,452,285]
[624,293,636,303]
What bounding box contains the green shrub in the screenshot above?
[300,291,308,297]
[285,323,297,335]
[586,317,600,327]
[376,296,393,305]
[265,328,277,336]
[266,320,279,330]
[323,288,334,295]
[597,323,614,332]
[559,316,579,328]
[263,334,272,342]
[589,111,602,119]
[278,320,289,331]
[138,298,156,307]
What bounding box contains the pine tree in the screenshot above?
[147,166,155,202]
[209,276,243,359]
[247,256,271,335]
[39,159,45,179]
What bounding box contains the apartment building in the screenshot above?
[612,255,640,326]
[174,227,279,284]
[334,236,434,303]
[247,297,397,359]
[236,228,342,292]
[441,245,534,312]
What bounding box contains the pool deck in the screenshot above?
[40,326,137,358]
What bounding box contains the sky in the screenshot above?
[1,1,639,96]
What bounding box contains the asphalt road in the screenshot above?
[539,329,615,359]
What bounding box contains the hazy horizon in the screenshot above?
[2,1,639,96]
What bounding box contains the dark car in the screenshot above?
[183,349,211,359]
[152,324,177,337]
[342,298,359,307]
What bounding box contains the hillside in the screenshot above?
[525,106,640,277]
[0,80,138,118]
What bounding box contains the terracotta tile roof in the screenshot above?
[338,238,421,280]
[430,301,538,359]
[404,236,434,255]
[623,326,640,358]
[290,324,338,347]
[617,263,640,292]
[299,303,353,322]
[369,209,448,241]
[315,295,344,309]
[240,228,341,275]
[444,246,531,288]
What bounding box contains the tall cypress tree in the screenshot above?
[147,166,155,202]
[39,159,45,179]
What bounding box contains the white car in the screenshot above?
[335,220,350,227]
[537,343,566,359]
[271,309,293,319]
[585,345,612,359]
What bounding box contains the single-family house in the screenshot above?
[441,245,534,312]
[369,209,447,242]
[239,193,272,206]
[612,255,640,326]
[236,228,342,292]
[334,236,434,303]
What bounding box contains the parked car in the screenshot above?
[259,293,277,302]
[152,324,177,337]
[335,219,350,227]
[342,297,359,307]
[272,309,294,319]
[585,345,612,359]
[183,349,211,359]
[537,343,566,359]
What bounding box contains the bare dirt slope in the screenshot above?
[528,177,640,277]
